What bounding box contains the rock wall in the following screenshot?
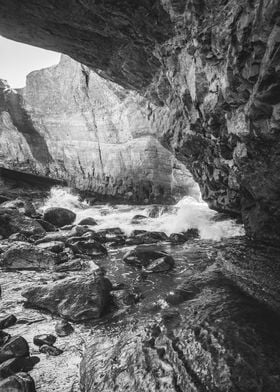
[0,0,279,241]
[0,56,198,203]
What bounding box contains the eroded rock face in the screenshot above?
[0,56,198,204]
[0,0,279,241]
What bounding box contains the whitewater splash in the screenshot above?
[41,187,244,241]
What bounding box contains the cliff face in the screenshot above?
[0,57,198,203]
[0,0,279,240]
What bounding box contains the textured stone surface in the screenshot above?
[0,56,198,204]
[22,275,112,321]
[81,237,280,392]
[0,0,279,240]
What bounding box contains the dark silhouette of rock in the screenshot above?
[0,314,17,329]
[78,217,97,226]
[0,372,36,391]
[33,334,56,347]
[0,356,40,379]
[0,336,29,364]
[43,207,76,228]
[39,345,63,356]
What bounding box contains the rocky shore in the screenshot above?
[0,187,279,391]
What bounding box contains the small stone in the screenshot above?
[0,314,17,329]
[39,344,63,356]
[55,320,74,337]
[33,334,56,347]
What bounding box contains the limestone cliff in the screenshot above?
[0,57,198,203]
[0,0,279,241]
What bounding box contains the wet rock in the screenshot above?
[35,225,90,245]
[0,336,29,364]
[0,199,36,217]
[37,241,65,254]
[33,334,56,347]
[0,372,36,391]
[69,239,107,257]
[39,344,63,356]
[131,215,147,224]
[107,235,126,248]
[78,217,97,226]
[0,331,10,347]
[169,232,187,244]
[183,228,199,240]
[0,315,17,329]
[0,208,45,239]
[43,207,76,228]
[22,275,112,321]
[55,320,74,337]
[146,256,175,273]
[35,219,57,232]
[0,356,40,379]
[126,231,168,246]
[0,242,57,271]
[147,206,162,218]
[123,246,169,268]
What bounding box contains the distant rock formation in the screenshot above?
[0,0,279,241]
[0,56,199,203]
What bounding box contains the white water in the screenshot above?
[41,187,244,241]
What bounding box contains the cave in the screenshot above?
[0,1,280,391]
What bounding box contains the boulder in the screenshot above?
[43,207,76,227]
[123,246,169,268]
[0,242,57,271]
[0,314,17,329]
[39,345,63,356]
[131,215,147,224]
[0,356,39,379]
[33,334,56,347]
[78,217,97,226]
[0,208,45,239]
[0,336,29,364]
[22,275,112,321]
[0,372,36,391]
[55,320,74,337]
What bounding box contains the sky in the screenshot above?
[0,36,61,88]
